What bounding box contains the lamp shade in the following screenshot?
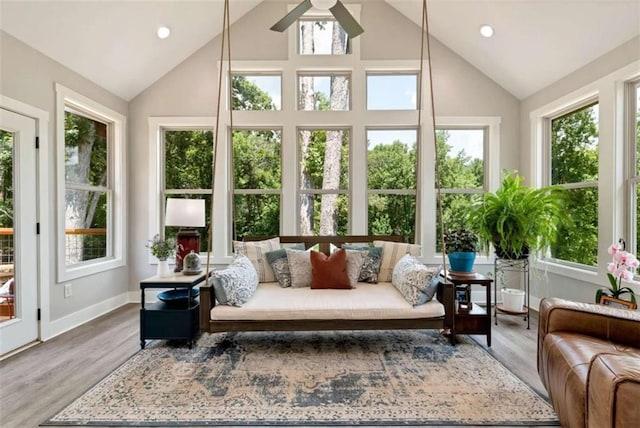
[165,198,205,228]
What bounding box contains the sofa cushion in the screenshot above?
[343,249,368,287]
[286,248,312,288]
[210,281,445,321]
[310,249,351,289]
[374,240,421,282]
[541,332,636,428]
[391,254,439,306]
[233,237,280,283]
[343,245,383,283]
[210,254,258,307]
[265,244,305,288]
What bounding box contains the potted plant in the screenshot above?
[595,240,638,307]
[146,234,176,277]
[468,171,569,260]
[444,228,478,273]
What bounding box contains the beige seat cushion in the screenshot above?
[211,281,444,321]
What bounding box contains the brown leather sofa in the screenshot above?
[538,297,640,427]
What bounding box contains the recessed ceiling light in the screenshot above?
[157,26,171,39]
[480,25,494,38]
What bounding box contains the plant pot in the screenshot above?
[157,259,172,278]
[502,288,525,312]
[494,241,529,260]
[448,252,476,273]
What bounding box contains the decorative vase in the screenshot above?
[502,288,525,312]
[448,252,476,273]
[157,259,172,278]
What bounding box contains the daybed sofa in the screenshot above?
[199,235,455,340]
[538,297,640,427]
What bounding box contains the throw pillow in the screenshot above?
[373,240,422,282]
[342,244,383,283]
[286,248,313,288]
[343,249,368,287]
[265,244,305,288]
[391,254,440,306]
[310,249,351,289]
[210,254,259,307]
[232,237,280,283]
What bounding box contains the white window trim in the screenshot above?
[528,60,640,287]
[147,117,220,264]
[55,84,126,282]
[425,117,501,265]
[625,79,640,258]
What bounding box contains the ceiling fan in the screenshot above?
[270,0,364,39]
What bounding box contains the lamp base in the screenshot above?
[175,229,200,272]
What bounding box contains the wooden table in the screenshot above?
[444,271,493,347]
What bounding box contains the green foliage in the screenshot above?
[444,228,478,253]
[468,171,570,259]
[549,104,599,265]
[146,234,175,260]
[231,76,276,111]
[0,130,14,228]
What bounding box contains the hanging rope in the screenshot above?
[418,0,449,277]
[206,0,233,280]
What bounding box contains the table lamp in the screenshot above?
[165,198,205,272]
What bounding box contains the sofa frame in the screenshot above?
[199,235,455,338]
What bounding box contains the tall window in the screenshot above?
[549,101,599,266]
[298,73,351,111]
[231,74,281,110]
[163,129,212,251]
[628,81,640,260]
[367,129,417,241]
[232,129,281,237]
[298,128,349,235]
[436,128,485,248]
[298,19,351,55]
[56,84,125,281]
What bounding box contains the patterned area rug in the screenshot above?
[45,330,558,426]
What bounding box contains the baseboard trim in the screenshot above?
[45,293,129,340]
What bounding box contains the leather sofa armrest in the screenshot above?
[587,353,640,428]
[538,297,640,352]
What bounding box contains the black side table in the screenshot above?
[444,271,493,347]
[140,271,209,349]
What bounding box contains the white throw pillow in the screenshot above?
[373,240,422,282]
[233,237,280,283]
[343,249,368,287]
[210,254,259,307]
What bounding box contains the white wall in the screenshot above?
[127,0,520,292]
[0,31,130,337]
[520,36,640,306]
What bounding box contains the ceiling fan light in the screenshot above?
[310,0,338,10]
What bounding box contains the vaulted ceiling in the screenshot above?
[1,0,638,101]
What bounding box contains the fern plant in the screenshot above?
[468,171,569,259]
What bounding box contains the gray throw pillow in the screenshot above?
[286,248,312,288]
[210,254,259,306]
[343,245,383,283]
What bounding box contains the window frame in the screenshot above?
[625,79,640,267]
[148,117,215,264]
[542,98,599,269]
[55,84,126,282]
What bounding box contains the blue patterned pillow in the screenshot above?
[391,254,440,306]
[211,254,258,306]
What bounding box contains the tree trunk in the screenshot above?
[319,24,348,235]
[64,120,97,263]
[299,21,315,235]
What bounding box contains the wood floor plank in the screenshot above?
[0,303,550,428]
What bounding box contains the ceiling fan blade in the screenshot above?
[330,1,364,39]
[270,0,313,32]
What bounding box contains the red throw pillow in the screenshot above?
[310,249,351,289]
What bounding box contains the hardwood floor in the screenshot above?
[0,303,548,428]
